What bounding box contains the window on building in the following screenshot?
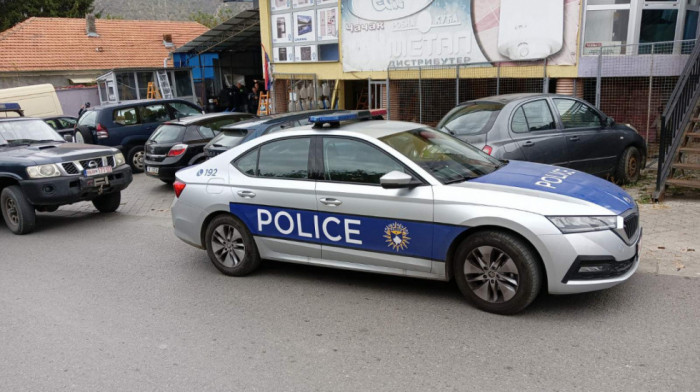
[583,9,630,54]
[639,9,679,54]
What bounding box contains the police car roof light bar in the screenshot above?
[309,109,387,128]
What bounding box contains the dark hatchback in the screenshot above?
[144,112,255,183]
[203,110,348,158]
[437,93,647,183]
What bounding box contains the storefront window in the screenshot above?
[583,9,630,54]
[639,9,679,54]
[174,71,193,97]
[116,72,137,101]
[137,72,155,99]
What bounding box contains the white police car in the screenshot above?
[170,110,641,314]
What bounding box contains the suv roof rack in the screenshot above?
[309,109,387,128]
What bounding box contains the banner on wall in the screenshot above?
[341,0,580,72]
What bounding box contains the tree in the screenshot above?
[0,0,95,32]
[189,7,234,28]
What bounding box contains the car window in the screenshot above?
[150,125,185,143]
[235,148,258,176]
[266,121,301,134]
[59,118,77,128]
[553,99,602,129]
[257,137,310,179]
[323,138,406,185]
[184,126,202,142]
[113,107,139,126]
[139,104,170,123]
[511,100,556,133]
[437,103,503,136]
[199,116,251,138]
[168,102,201,118]
[78,111,97,127]
[44,119,59,129]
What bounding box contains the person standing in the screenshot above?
[248,85,260,114]
[233,82,247,112]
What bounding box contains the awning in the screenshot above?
[174,9,260,55]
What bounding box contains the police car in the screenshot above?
[170,110,641,314]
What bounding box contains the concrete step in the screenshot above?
[672,163,700,171]
[666,178,700,189]
[687,132,700,140]
[679,147,700,154]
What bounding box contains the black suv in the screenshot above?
[75,99,203,173]
[0,117,132,234]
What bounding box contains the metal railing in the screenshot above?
[654,41,700,199]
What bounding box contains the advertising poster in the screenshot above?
[295,45,318,62]
[317,7,338,41]
[293,10,316,42]
[293,0,315,9]
[272,13,292,44]
[274,46,295,62]
[341,0,580,72]
[316,0,336,4]
[271,0,291,12]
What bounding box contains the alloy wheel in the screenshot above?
[4,197,19,225]
[133,150,145,171]
[464,245,520,303]
[210,224,246,268]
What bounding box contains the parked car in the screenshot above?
[436,93,647,184]
[144,112,256,184]
[203,110,350,158]
[0,116,132,235]
[74,99,203,172]
[43,115,78,141]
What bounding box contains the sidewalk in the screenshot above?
[626,170,700,278]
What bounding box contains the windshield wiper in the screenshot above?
[441,125,455,135]
[443,175,473,185]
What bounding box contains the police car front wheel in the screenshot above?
[205,214,261,276]
[454,231,542,315]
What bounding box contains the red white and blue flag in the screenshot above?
[261,44,272,91]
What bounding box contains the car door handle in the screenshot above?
[522,141,535,147]
[320,198,342,207]
[237,190,256,199]
[569,136,580,141]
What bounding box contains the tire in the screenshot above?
[616,146,641,184]
[75,127,93,144]
[205,214,261,276]
[92,192,121,213]
[1,185,36,235]
[453,231,542,315]
[127,146,145,173]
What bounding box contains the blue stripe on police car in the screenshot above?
[229,203,467,261]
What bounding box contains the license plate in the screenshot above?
[84,166,112,177]
[146,166,159,175]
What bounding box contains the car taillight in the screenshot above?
[173,181,186,198]
[482,145,493,155]
[167,144,188,157]
[96,123,108,139]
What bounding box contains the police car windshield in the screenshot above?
[380,128,503,184]
[0,119,63,145]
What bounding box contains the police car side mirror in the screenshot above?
[380,171,414,189]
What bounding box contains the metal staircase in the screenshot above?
[654,42,700,200]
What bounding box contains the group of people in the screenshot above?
[218,81,261,114]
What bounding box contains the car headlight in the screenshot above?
[27,164,61,178]
[547,216,621,234]
[114,153,126,167]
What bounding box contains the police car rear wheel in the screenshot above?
[205,215,260,276]
[454,231,542,315]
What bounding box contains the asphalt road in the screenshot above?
[1,211,699,391]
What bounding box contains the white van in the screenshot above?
[0,84,62,117]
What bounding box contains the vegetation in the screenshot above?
[0,0,95,31]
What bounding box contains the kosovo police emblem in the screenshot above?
[384,222,410,251]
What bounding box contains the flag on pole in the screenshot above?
[261,44,272,91]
